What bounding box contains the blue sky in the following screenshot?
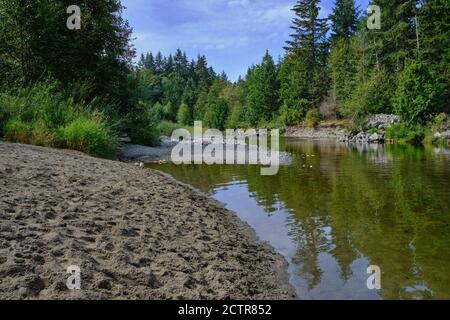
[122,0,369,81]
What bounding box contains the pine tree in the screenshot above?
[174,49,189,78]
[368,0,416,74]
[144,52,155,72]
[285,0,329,69]
[165,54,174,73]
[329,0,359,42]
[154,52,164,74]
[195,55,212,89]
[419,0,450,107]
[246,51,280,126]
[284,0,329,105]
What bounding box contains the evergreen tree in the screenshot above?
[368,0,417,74]
[283,0,330,105]
[165,54,174,74]
[154,52,165,74]
[329,0,359,42]
[0,0,135,111]
[174,49,189,78]
[177,102,192,125]
[246,51,280,126]
[144,52,155,72]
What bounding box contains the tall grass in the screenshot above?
[0,82,119,158]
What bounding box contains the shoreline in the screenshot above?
[0,141,296,299]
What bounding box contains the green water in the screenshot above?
[148,138,450,300]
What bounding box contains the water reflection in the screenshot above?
[148,139,450,300]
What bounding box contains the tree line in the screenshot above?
[0,0,449,157]
[135,0,449,134]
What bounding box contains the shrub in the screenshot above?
[30,121,59,147]
[429,113,449,132]
[3,119,32,143]
[394,60,446,124]
[386,124,426,144]
[305,109,320,127]
[58,116,118,158]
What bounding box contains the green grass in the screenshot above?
[59,116,118,158]
[0,82,119,158]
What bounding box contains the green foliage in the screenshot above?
[329,0,358,42]
[282,0,329,107]
[204,99,229,130]
[429,113,449,133]
[226,104,246,129]
[393,60,446,124]
[0,82,119,157]
[59,116,118,158]
[177,103,191,125]
[329,37,361,113]
[155,121,185,137]
[0,0,135,112]
[3,119,32,144]
[386,124,426,144]
[305,109,320,127]
[279,100,310,126]
[125,102,160,146]
[246,51,280,126]
[342,68,396,118]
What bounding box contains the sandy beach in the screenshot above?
[0,142,295,300]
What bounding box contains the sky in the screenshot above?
[122,0,369,81]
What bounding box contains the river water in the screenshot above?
[148,138,450,300]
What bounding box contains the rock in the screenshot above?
[341,131,385,144]
[365,114,400,130]
[98,279,112,290]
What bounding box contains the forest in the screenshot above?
[0,0,449,158]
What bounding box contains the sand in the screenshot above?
[0,142,295,300]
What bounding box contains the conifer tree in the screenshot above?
[329,0,359,42]
[246,51,280,125]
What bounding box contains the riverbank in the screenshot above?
[284,120,348,139]
[0,142,296,299]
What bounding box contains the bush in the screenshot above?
[305,109,320,127]
[59,116,118,158]
[30,121,59,147]
[386,124,426,144]
[394,60,446,124]
[3,119,32,143]
[429,112,449,132]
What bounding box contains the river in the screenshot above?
[148,138,450,300]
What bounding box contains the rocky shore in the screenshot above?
[0,142,296,299]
